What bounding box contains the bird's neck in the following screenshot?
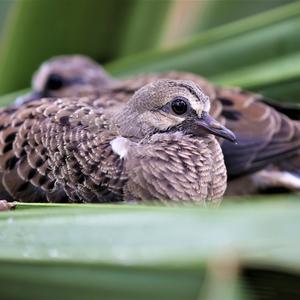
[110,106,147,139]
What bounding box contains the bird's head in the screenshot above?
[17,55,112,104]
[115,79,236,143]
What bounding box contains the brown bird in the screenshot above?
[15,55,114,106]
[0,80,235,204]
[17,55,300,195]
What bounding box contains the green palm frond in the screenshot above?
[0,0,173,95]
[107,2,300,101]
[1,199,300,299]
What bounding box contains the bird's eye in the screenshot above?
[171,98,188,115]
[45,74,64,90]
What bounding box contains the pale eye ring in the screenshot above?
[171,98,188,115]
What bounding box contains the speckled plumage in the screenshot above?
[112,74,300,195]
[1,80,233,204]
[17,55,300,194]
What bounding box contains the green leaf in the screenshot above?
[2,199,300,268]
[195,0,296,32]
[0,0,149,95]
[0,0,174,96]
[106,2,300,101]
[0,260,204,300]
[257,79,300,102]
[1,199,300,299]
[107,2,300,77]
[115,0,173,57]
[211,52,300,96]
[0,0,13,40]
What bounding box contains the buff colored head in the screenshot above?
[116,79,236,142]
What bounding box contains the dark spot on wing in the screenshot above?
[14,121,23,127]
[3,142,13,153]
[77,173,85,184]
[39,176,47,185]
[218,97,233,106]
[46,181,55,190]
[28,168,37,180]
[6,156,18,169]
[36,157,44,168]
[221,110,241,121]
[5,132,16,143]
[59,116,70,125]
[17,181,30,192]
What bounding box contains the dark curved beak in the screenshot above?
[15,91,46,106]
[196,112,237,143]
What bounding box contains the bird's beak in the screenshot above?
[196,112,237,143]
[15,91,45,106]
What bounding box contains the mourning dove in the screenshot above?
[0,80,235,205]
[15,55,114,106]
[17,55,300,195]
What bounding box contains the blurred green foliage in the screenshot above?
[0,0,171,94]
[108,2,300,102]
[195,0,296,32]
[0,0,12,39]
[1,0,299,100]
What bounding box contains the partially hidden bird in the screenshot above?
[16,55,300,196]
[0,79,236,204]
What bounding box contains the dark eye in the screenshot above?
[45,74,64,90]
[171,98,188,115]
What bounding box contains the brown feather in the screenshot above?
[2,80,226,203]
[93,73,300,193]
[18,56,300,194]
